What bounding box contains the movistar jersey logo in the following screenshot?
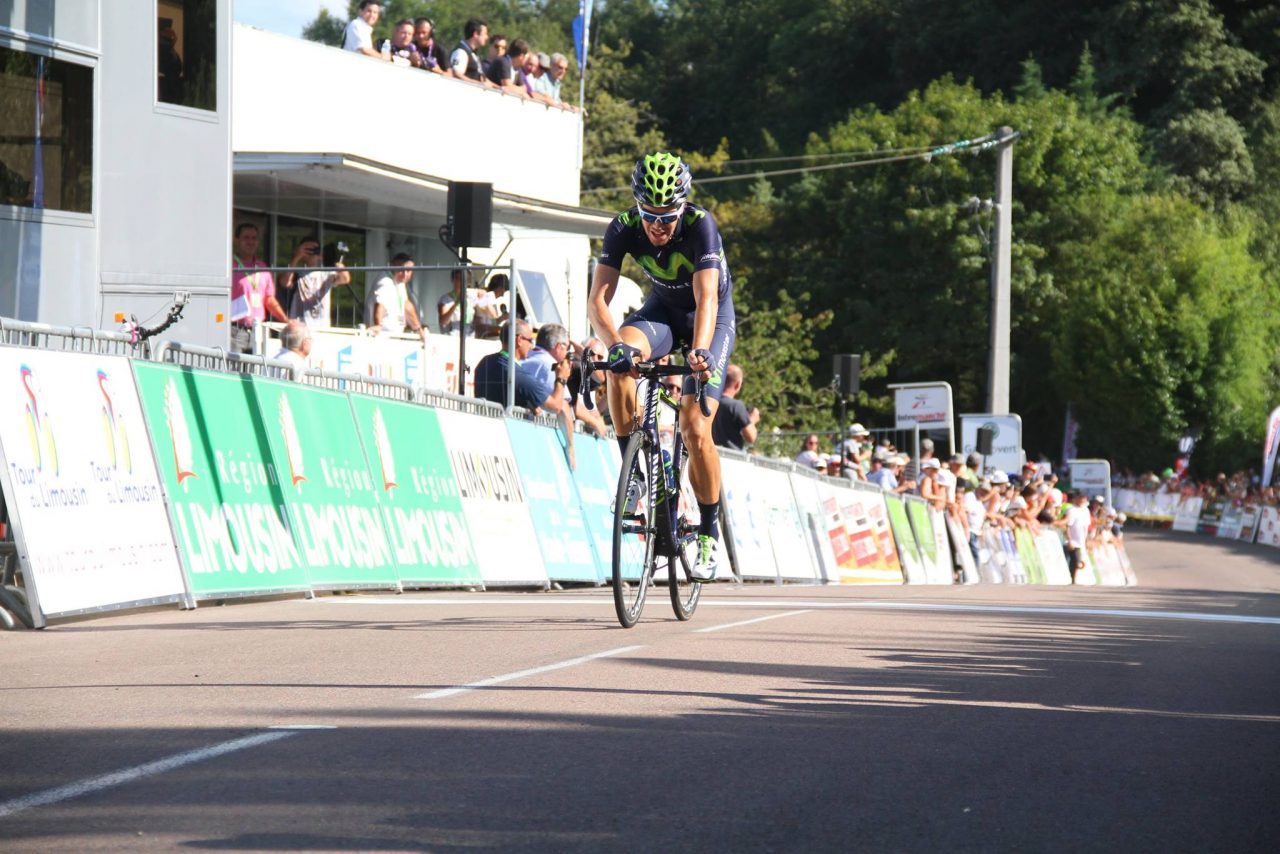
[637,252,694,281]
[619,210,640,227]
[707,367,724,388]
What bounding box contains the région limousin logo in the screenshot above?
[20,364,59,475]
[278,394,306,489]
[373,407,398,494]
[97,369,132,472]
[163,378,197,489]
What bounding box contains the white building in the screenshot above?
[1,2,610,349]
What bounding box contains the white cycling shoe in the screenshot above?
[690,534,718,582]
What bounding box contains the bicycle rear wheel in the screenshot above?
[668,442,701,620]
[613,433,657,628]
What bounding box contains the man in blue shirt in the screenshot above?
[474,319,538,408]
[587,152,736,581]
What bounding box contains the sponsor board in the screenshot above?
[567,433,619,584]
[721,455,779,581]
[505,419,598,583]
[884,494,926,583]
[959,413,1023,477]
[132,363,312,597]
[306,330,500,396]
[252,379,400,589]
[0,350,187,620]
[434,408,548,587]
[347,396,482,587]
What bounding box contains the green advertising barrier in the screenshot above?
[132,363,312,598]
[505,419,600,582]
[906,499,937,565]
[347,395,483,587]
[1014,528,1046,584]
[884,494,926,584]
[250,378,400,590]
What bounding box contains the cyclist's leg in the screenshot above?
[679,313,735,509]
[607,301,675,446]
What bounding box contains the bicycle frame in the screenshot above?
[634,378,688,559]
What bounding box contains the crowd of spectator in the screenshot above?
[341,2,575,110]
[1115,466,1279,508]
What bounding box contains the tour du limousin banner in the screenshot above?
[347,396,482,587]
[504,418,599,583]
[0,349,188,622]
[132,363,312,597]
[251,378,400,590]
[434,408,548,587]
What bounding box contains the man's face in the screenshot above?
[414,21,433,45]
[522,53,538,75]
[392,22,413,48]
[489,38,507,57]
[475,25,489,46]
[395,261,415,282]
[234,227,259,260]
[515,328,534,359]
[360,4,380,25]
[550,58,568,81]
[298,240,321,268]
[639,202,683,247]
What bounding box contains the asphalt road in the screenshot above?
[1,528,1278,852]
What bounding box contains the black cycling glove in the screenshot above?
[607,341,641,374]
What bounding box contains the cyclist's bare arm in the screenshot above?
[686,268,719,378]
[587,264,623,346]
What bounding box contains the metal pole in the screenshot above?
[506,260,517,411]
[458,249,468,396]
[987,126,1015,415]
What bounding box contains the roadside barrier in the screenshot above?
[1113,487,1280,551]
[0,332,1138,628]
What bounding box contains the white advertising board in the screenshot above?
[1068,459,1112,508]
[720,455,780,581]
[0,349,188,622]
[1255,507,1280,549]
[434,409,548,586]
[960,413,1023,477]
[893,383,953,430]
[306,330,500,396]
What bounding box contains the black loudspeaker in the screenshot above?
[976,426,995,456]
[833,353,861,397]
[447,181,492,248]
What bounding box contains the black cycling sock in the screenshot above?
[697,501,720,538]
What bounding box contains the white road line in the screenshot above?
[320,596,1280,626]
[694,609,814,633]
[415,645,644,700]
[0,730,298,819]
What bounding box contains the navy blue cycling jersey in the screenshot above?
[597,203,733,313]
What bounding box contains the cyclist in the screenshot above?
[587,152,735,581]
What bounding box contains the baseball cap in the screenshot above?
[922,459,941,470]
[890,454,908,466]
[989,470,1009,484]
[921,438,935,451]
[848,423,869,436]
[537,52,551,69]
[1092,495,1105,503]
[949,453,964,465]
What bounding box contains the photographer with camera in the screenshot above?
[279,237,350,330]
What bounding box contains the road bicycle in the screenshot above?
[582,353,709,628]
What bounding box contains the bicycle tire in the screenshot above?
[613,433,657,628]
[668,441,701,620]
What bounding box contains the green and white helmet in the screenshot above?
[631,152,692,207]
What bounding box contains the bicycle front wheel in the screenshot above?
[613,433,657,628]
[668,444,701,621]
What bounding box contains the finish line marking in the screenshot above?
[695,610,814,633]
[320,596,1280,626]
[415,645,644,700]
[0,730,302,819]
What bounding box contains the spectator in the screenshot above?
[569,336,609,437]
[538,52,570,106]
[1060,492,1092,583]
[343,1,385,60]
[904,436,934,485]
[438,269,486,334]
[711,364,759,451]
[451,18,496,87]
[517,322,576,467]
[412,18,450,74]
[473,274,508,338]
[230,222,287,354]
[366,253,426,341]
[272,320,312,377]
[919,458,946,509]
[489,38,531,96]
[482,33,508,79]
[525,52,556,104]
[380,19,418,66]
[795,433,824,469]
[957,453,981,490]
[813,456,828,476]
[516,49,539,97]
[963,479,991,561]
[279,236,350,329]
[474,319,537,408]
[837,423,871,477]
[869,453,915,494]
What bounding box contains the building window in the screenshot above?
[158,0,217,111]
[0,46,93,213]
